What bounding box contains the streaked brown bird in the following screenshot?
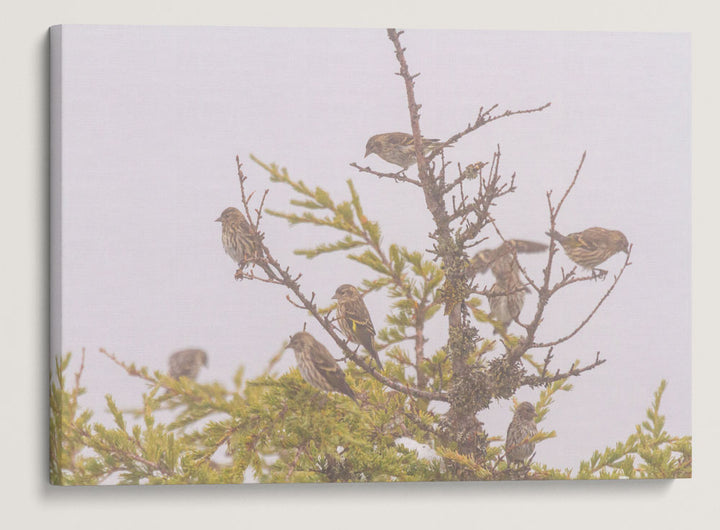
[168,349,208,380]
[456,239,544,323]
[488,257,527,335]
[506,401,538,465]
[286,332,357,402]
[469,239,548,277]
[364,132,450,170]
[546,227,629,276]
[332,284,383,370]
[215,207,261,273]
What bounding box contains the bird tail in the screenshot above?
[349,390,359,405]
[545,229,565,242]
[342,384,359,404]
[422,138,454,152]
[368,343,383,370]
[433,141,454,151]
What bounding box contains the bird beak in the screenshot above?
[214,216,221,222]
[331,293,338,300]
[364,148,371,158]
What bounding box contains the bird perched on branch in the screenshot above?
[469,239,548,278]
[467,240,544,331]
[364,132,451,170]
[168,349,208,380]
[440,240,543,320]
[505,401,538,465]
[546,227,629,277]
[487,256,527,335]
[215,207,261,276]
[332,284,383,370]
[285,332,357,402]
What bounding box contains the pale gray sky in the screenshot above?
[57,26,690,472]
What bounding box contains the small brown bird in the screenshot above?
[488,257,527,335]
[364,132,450,170]
[506,401,538,465]
[546,227,629,276]
[168,349,208,380]
[457,240,544,323]
[332,284,383,370]
[215,207,260,273]
[469,239,548,277]
[286,332,357,402]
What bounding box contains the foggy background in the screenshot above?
[56,26,690,472]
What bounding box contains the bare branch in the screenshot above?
[531,248,632,349]
[437,102,551,155]
[550,151,586,221]
[386,29,451,234]
[455,148,516,244]
[489,220,541,293]
[234,266,285,284]
[350,163,422,187]
[507,153,589,361]
[521,352,606,387]
[236,156,265,232]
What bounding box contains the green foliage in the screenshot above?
[51,352,446,485]
[51,350,690,484]
[574,380,691,479]
[50,351,98,485]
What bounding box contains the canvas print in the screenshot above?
[49,26,691,484]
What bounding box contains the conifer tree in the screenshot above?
[50,28,691,485]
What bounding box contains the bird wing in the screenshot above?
[470,250,493,274]
[312,343,350,387]
[386,132,415,147]
[574,229,606,250]
[385,132,441,146]
[508,239,548,254]
[343,299,376,336]
[472,240,547,277]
